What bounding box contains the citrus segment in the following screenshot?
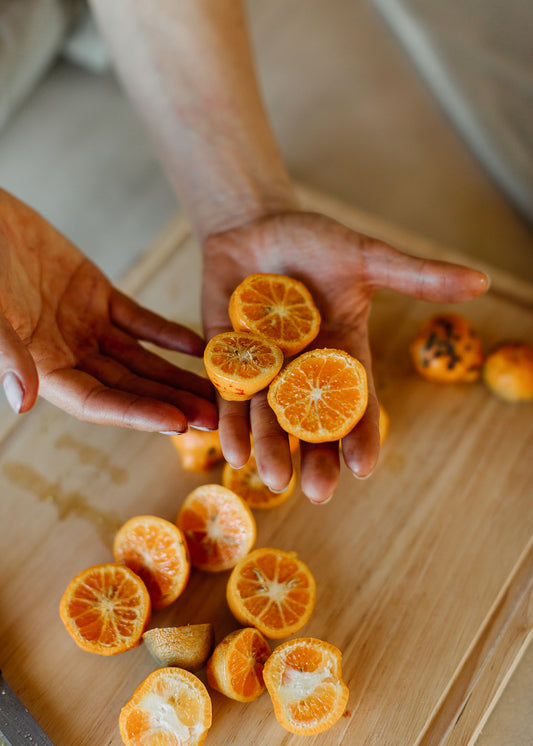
[206,627,271,702]
[176,484,256,572]
[226,547,316,639]
[263,637,349,735]
[410,313,484,383]
[143,624,215,671]
[268,348,368,443]
[113,515,191,610]
[222,451,296,510]
[204,331,283,401]
[171,429,224,472]
[229,273,321,356]
[119,667,212,746]
[59,563,150,656]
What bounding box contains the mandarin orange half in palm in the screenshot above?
[268,348,368,443]
[229,273,321,356]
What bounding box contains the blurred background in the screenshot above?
[0,1,531,743]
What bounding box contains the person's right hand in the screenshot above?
[0,189,217,432]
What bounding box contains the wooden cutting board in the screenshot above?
[1,187,532,745]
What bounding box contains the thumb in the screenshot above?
[0,311,39,413]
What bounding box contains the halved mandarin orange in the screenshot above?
[206,627,271,702]
[143,624,215,671]
[59,563,150,656]
[268,348,368,443]
[176,484,256,572]
[226,547,316,639]
[119,667,212,746]
[229,273,321,356]
[171,429,224,473]
[204,331,284,401]
[222,450,296,510]
[263,637,349,735]
[113,515,190,610]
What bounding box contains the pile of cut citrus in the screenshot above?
[60,489,349,742]
[204,272,370,444]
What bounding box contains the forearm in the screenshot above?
[88,0,298,240]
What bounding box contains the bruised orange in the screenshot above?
[226,547,316,639]
[268,348,368,443]
[59,563,150,655]
[176,484,256,572]
[143,624,215,671]
[206,627,271,702]
[410,313,484,383]
[263,637,349,735]
[229,273,321,356]
[113,515,190,610]
[171,429,224,472]
[119,667,212,745]
[204,331,284,401]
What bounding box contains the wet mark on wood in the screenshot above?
[2,461,122,547]
[55,433,128,484]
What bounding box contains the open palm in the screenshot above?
[202,210,488,502]
[0,190,217,432]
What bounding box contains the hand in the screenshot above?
[202,210,489,502]
[0,190,217,432]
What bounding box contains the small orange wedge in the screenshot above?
[263,637,349,735]
[226,547,316,639]
[204,331,284,401]
[229,273,321,356]
[268,348,368,443]
[176,484,256,572]
[206,627,271,702]
[113,515,191,610]
[222,450,296,510]
[119,667,212,746]
[59,563,150,655]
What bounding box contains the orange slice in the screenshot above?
[226,547,316,639]
[176,484,256,572]
[263,637,349,735]
[229,273,321,356]
[410,313,484,383]
[222,450,296,510]
[119,667,212,746]
[171,429,224,472]
[143,624,215,671]
[268,348,368,443]
[204,331,284,401]
[113,515,191,610]
[206,627,271,702]
[59,563,150,655]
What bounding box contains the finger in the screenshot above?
[299,441,340,504]
[364,240,489,302]
[77,353,218,430]
[217,397,251,468]
[41,368,189,432]
[250,390,293,492]
[341,390,381,478]
[110,290,206,357]
[100,329,215,402]
[0,310,39,413]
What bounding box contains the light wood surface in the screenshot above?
[1,190,532,745]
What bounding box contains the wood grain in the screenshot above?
[0,190,532,745]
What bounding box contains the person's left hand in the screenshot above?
[202,210,488,503]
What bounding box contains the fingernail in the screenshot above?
[268,484,289,494]
[2,372,23,414]
[309,494,333,505]
[353,470,374,481]
[160,430,185,436]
